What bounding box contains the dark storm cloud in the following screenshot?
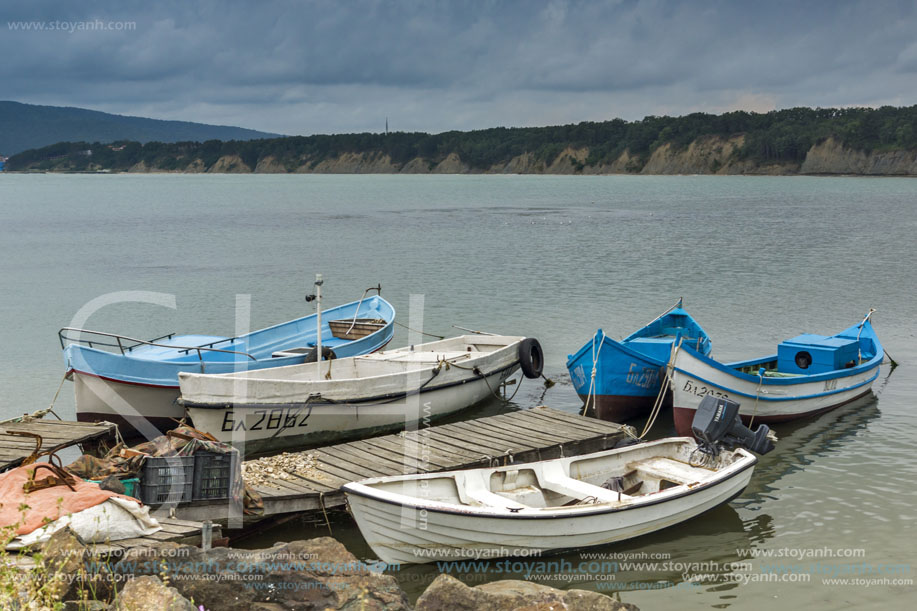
[2,0,915,134]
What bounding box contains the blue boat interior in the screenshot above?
[730,322,880,378]
[623,309,712,360]
[72,295,393,364]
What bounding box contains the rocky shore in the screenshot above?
[8,528,638,611]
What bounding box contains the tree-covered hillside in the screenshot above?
[7,105,916,173]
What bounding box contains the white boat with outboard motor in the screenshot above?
[343,395,775,564]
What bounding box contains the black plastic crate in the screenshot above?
[139,455,195,505]
[192,450,239,501]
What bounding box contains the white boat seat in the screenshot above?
[454,472,528,510]
[536,462,631,503]
[628,457,706,485]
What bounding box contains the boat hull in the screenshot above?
[669,341,881,437]
[566,305,711,423]
[185,366,517,455]
[73,372,181,439]
[344,438,755,565]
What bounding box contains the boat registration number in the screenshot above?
[220,406,312,432]
[681,380,730,400]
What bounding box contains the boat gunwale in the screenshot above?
[343,439,757,520]
[674,321,884,389]
[63,295,396,364]
[179,354,523,410]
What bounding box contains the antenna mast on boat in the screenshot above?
[315,273,323,373]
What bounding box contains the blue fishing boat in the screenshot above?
[566,300,712,422]
[61,290,395,437]
[669,311,884,436]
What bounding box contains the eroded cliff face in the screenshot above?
[800,137,917,175]
[120,136,916,175]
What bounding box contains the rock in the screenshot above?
[99,475,126,495]
[113,538,409,611]
[110,575,195,610]
[41,527,90,601]
[415,574,638,611]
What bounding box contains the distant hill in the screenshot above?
[0,101,279,155]
[7,105,917,176]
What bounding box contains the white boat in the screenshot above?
[668,313,884,436]
[343,436,757,564]
[178,335,543,454]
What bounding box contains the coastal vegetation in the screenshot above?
[6,104,917,175]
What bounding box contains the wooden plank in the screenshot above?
[445,421,542,449]
[310,451,379,481]
[499,418,606,442]
[518,410,619,435]
[372,432,476,465]
[301,464,356,488]
[0,420,112,432]
[326,443,415,474]
[315,446,394,477]
[350,438,445,470]
[428,429,515,456]
[283,471,339,493]
[471,420,571,447]
[373,434,471,467]
[420,435,507,463]
[2,422,114,439]
[250,477,314,497]
[525,408,626,432]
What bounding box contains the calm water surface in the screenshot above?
[1,174,915,609]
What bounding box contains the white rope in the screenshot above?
[582,331,606,417]
[749,369,764,429]
[640,339,682,439]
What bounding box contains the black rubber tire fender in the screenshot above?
[518,338,544,379]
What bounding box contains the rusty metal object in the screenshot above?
[5,430,43,465]
[22,462,78,493]
[5,429,80,493]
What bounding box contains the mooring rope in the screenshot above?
[41,372,68,421]
[441,355,525,404]
[639,341,681,439]
[581,331,606,417]
[748,369,764,429]
[318,492,333,536]
[393,320,445,339]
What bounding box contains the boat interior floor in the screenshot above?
[458,457,714,510]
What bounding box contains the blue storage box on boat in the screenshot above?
[777,334,859,375]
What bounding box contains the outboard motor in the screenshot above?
[691,395,775,455]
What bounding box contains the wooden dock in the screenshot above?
[90,518,221,556]
[10,518,220,570]
[175,406,629,520]
[0,417,116,471]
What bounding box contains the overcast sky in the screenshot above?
[2,0,916,135]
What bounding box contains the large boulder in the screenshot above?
[112,538,409,611]
[40,527,91,602]
[415,574,638,611]
[110,575,195,610]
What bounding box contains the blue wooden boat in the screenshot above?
[566,300,712,422]
[669,311,884,436]
[61,294,395,437]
